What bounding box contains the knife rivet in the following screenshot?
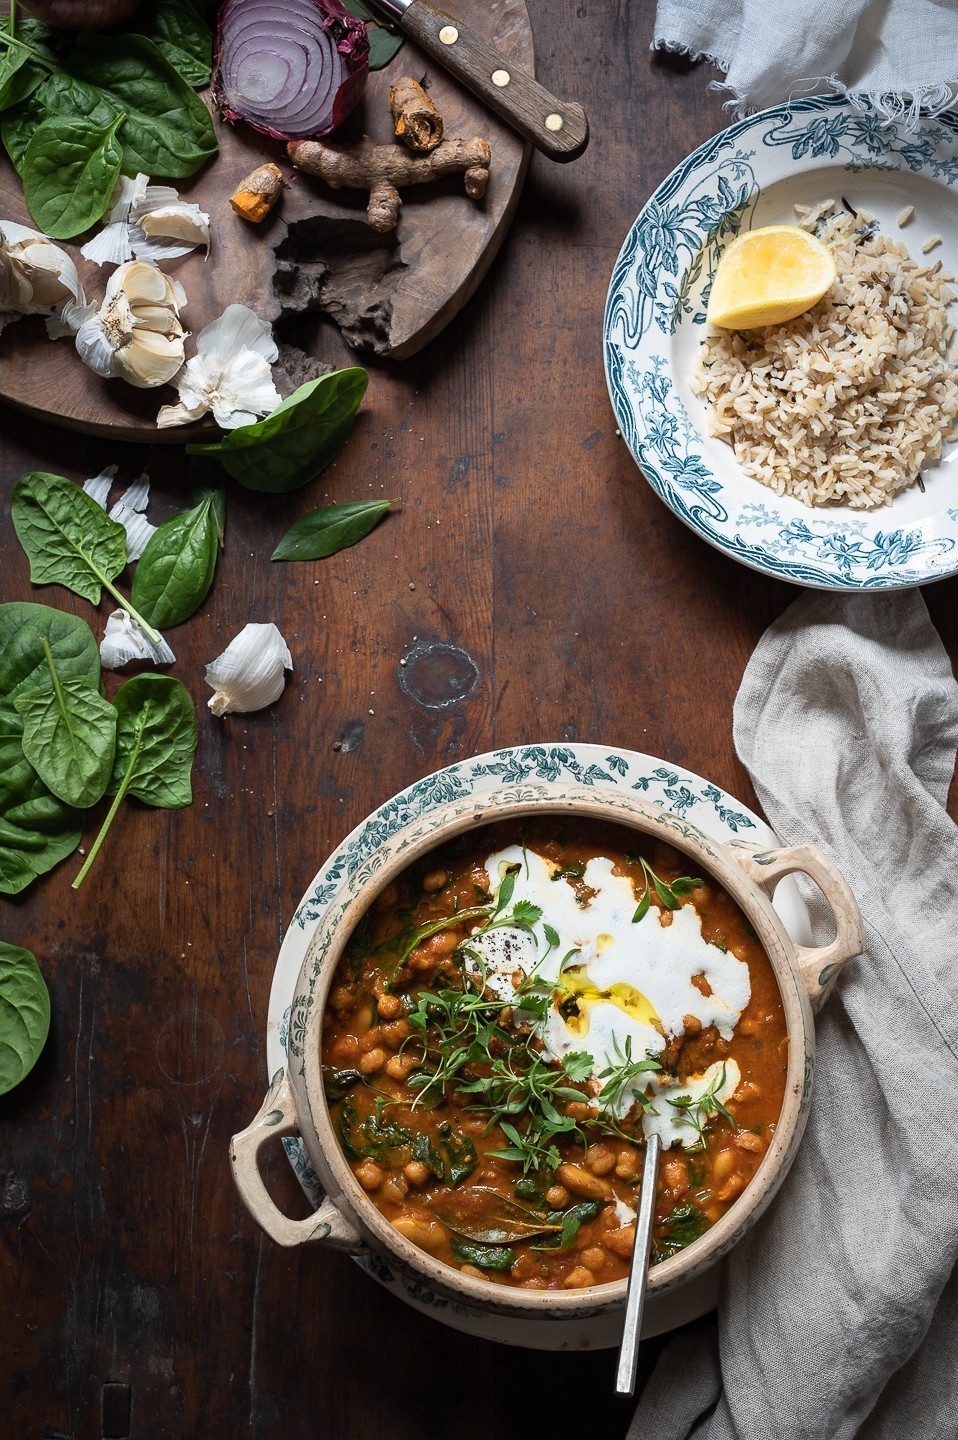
[545,112,564,131]
[492,69,510,87]
[439,24,459,43]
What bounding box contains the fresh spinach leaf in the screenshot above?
[652,1202,707,1263]
[0,942,50,1096]
[0,603,98,895]
[323,1069,363,1103]
[414,1121,477,1186]
[532,1199,603,1251]
[121,0,213,87]
[63,34,216,177]
[449,1237,515,1271]
[341,1,404,68]
[23,111,124,239]
[0,46,45,111]
[1,93,43,174]
[130,488,224,629]
[72,674,197,889]
[14,639,116,809]
[271,498,396,562]
[189,370,368,493]
[11,472,162,644]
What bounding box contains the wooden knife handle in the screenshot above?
[398,0,589,162]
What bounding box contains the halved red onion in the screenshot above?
[213,0,369,141]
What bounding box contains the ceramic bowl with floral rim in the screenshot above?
[605,94,958,589]
[233,754,863,1345]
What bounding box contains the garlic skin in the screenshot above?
[157,303,280,430]
[205,623,293,717]
[82,468,155,559]
[0,219,85,331]
[81,174,211,267]
[75,260,187,389]
[100,609,175,671]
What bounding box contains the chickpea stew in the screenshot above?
[322,820,788,1290]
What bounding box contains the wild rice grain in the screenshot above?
[691,209,958,508]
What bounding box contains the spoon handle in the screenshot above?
[615,1132,662,1397]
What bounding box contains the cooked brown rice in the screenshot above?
[691,206,958,508]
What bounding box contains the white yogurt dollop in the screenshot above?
[464,845,751,1146]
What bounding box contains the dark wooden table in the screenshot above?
[4,6,958,1439]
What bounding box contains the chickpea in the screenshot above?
[382,1174,409,1203]
[662,1156,689,1195]
[579,1247,606,1272]
[586,1143,616,1177]
[615,1147,640,1181]
[391,1215,447,1252]
[733,1131,764,1154]
[520,1277,547,1290]
[377,994,403,1021]
[545,1184,570,1209]
[556,1163,611,1201]
[355,1160,384,1192]
[682,1014,702,1036]
[373,883,399,911]
[385,1054,418,1081]
[403,1160,430,1186]
[564,1101,597,1122]
[328,984,355,1014]
[658,910,673,928]
[330,1035,360,1064]
[408,948,435,972]
[715,1173,745,1204]
[423,929,460,958]
[358,1047,387,1075]
[604,1225,635,1260]
[510,1253,540,1282]
[381,1019,412,1049]
[737,1080,762,1101]
[563,1266,596,1289]
[360,1026,383,1052]
[459,1264,485,1279]
[421,868,448,894]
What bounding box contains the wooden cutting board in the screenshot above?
[0,0,532,442]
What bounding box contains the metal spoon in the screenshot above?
[614,1132,662,1397]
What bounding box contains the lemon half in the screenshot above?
[706,225,837,329]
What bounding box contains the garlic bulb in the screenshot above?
[74,260,187,388]
[100,609,175,671]
[0,219,85,331]
[157,303,280,430]
[205,623,293,717]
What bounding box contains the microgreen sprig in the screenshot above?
[631,859,703,923]
[595,1033,663,1116]
[666,1063,735,1151]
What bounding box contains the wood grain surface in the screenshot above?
[0,0,531,439]
[2,5,958,1440]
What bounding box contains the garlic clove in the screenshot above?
[205,622,293,717]
[1,219,85,324]
[153,303,280,430]
[116,328,186,387]
[100,609,175,670]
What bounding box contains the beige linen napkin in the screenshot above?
[653,0,958,123]
[629,590,958,1440]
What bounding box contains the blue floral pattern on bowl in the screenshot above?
[604,95,958,590]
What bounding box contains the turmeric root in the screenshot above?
[287,135,491,234]
[230,163,284,223]
[389,76,443,153]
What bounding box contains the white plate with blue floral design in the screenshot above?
[605,94,958,590]
[266,743,811,1350]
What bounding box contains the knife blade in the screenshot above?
[369,0,589,162]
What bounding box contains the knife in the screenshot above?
[370,0,590,162]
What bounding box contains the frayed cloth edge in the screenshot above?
[649,35,732,74]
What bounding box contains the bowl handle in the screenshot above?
[230,1066,365,1252]
[727,842,864,1007]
